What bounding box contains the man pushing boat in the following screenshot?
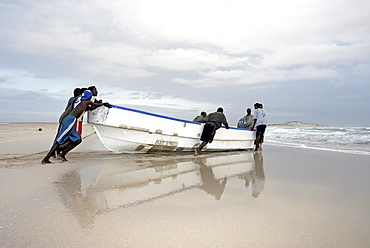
[194,107,229,156]
[41,90,110,164]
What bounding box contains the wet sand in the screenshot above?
[0,123,369,247]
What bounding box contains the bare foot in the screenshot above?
[194,150,200,156]
[57,154,68,162]
[41,160,52,165]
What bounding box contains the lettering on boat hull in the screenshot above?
[148,140,179,152]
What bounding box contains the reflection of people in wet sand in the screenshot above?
[56,171,98,228]
[194,158,227,200]
[242,152,265,198]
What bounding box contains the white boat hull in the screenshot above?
[88,105,255,153]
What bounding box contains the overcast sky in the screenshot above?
[1,0,369,126]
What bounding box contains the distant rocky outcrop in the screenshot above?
[269,121,324,127]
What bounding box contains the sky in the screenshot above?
[0,0,369,127]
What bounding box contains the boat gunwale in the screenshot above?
[108,105,253,131]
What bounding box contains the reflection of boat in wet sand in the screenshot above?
[56,152,256,227]
[87,105,255,153]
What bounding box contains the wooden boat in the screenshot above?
[87,104,255,153]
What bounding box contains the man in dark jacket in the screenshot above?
[195,107,229,156]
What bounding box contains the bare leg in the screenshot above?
[41,141,60,164]
[255,135,260,151]
[52,124,62,158]
[56,141,71,157]
[195,141,208,156]
[57,139,82,162]
[259,135,264,151]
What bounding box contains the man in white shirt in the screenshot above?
[251,103,267,151]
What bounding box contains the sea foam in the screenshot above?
[265,125,370,155]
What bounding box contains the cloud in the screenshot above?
[81,60,155,79]
[0,0,370,125]
[2,0,369,85]
[262,42,370,68]
[145,49,248,71]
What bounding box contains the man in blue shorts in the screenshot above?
[41,91,110,164]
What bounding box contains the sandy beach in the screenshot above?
[0,123,369,248]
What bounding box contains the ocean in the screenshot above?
[264,126,370,156]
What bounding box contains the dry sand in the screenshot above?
[0,123,369,248]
